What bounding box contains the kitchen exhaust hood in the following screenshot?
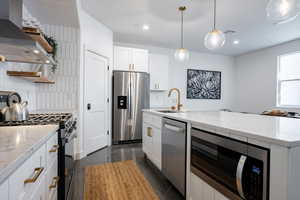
[0,0,55,64]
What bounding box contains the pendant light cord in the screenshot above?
[181,9,184,48]
[213,0,217,30]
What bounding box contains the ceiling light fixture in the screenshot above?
[204,0,226,50]
[174,6,190,62]
[142,24,150,31]
[233,40,240,45]
[266,0,300,24]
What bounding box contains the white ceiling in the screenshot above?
[81,0,300,56]
[23,0,300,56]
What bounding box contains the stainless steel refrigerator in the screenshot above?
[112,71,150,144]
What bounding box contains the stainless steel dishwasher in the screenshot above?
[162,118,187,196]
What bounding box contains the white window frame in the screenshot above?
[277,52,300,108]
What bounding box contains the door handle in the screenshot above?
[236,155,247,199]
[87,103,91,110]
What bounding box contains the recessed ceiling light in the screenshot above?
[33,49,40,54]
[142,24,150,31]
[233,40,240,45]
[45,60,50,64]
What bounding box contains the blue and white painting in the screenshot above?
[187,69,221,99]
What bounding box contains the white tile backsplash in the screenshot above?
[36,24,80,112]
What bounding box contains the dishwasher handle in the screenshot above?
[164,123,184,133]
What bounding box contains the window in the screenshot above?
[277,52,300,107]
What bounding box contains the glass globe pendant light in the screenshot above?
[204,0,226,50]
[266,0,300,24]
[175,6,190,62]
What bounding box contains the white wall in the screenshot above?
[76,0,113,158]
[115,42,236,111]
[0,63,37,111]
[234,39,300,114]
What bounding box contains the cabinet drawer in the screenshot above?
[9,144,46,200]
[143,113,152,124]
[29,173,46,200]
[0,180,9,200]
[46,159,58,200]
[151,115,162,129]
[46,133,58,168]
[143,113,162,128]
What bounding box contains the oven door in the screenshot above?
[191,128,269,200]
[65,131,76,200]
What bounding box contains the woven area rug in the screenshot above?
[84,160,160,200]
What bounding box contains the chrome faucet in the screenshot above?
[168,88,183,111]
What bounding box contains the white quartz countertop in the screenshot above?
[143,110,300,147]
[0,125,59,184]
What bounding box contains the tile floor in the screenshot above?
[72,143,184,200]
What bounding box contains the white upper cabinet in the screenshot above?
[149,53,169,91]
[114,46,149,72]
[132,48,149,72]
[114,46,132,70]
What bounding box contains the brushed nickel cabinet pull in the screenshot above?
[49,145,59,153]
[24,167,44,184]
[49,176,60,189]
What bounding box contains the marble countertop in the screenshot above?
[0,125,59,184]
[143,110,300,147]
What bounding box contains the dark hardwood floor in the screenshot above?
[72,143,184,200]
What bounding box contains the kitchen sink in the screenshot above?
[157,110,182,113]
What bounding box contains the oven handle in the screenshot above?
[236,155,247,199]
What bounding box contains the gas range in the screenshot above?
[0,113,76,139]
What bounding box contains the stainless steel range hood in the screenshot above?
[0,0,55,64]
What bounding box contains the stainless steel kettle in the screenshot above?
[1,101,29,121]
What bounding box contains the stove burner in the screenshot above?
[0,113,73,127]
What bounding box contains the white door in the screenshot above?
[84,50,109,155]
[114,46,132,71]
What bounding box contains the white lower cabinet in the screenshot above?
[3,133,58,200]
[142,113,162,170]
[46,160,58,200]
[30,174,46,200]
[190,172,229,200]
[9,144,46,200]
[0,180,9,200]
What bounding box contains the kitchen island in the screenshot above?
[0,125,59,200]
[142,110,300,200]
